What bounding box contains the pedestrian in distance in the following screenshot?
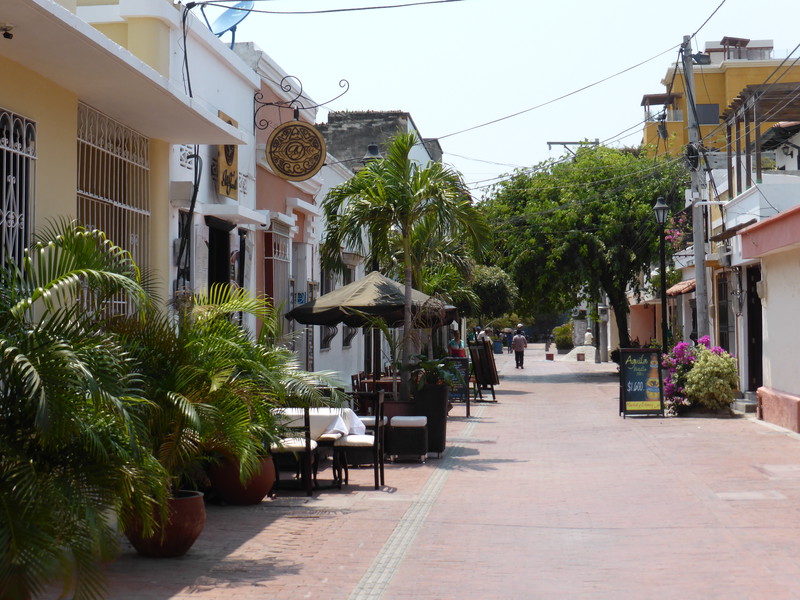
[448,330,466,357]
[512,329,527,368]
[507,331,513,354]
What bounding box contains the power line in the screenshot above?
[438,43,681,141]
[192,0,466,15]
[689,0,727,40]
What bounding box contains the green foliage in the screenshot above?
[0,221,342,600]
[0,221,167,600]
[320,131,490,392]
[662,337,739,413]
[108,284,340,493]
[684,345,739,411]
[480,145,688,347]
[553,321,574,350]
[469,264,519,319]
[418,262,481,317]
[645,267,682,299]
[404,355,464,390]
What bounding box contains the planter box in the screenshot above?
[757,387,800,432]
[413,384,449,455]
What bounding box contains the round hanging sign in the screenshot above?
[266,121,327,182]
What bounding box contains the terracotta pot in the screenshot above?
[208,456,276,505]
[125,490,205,558]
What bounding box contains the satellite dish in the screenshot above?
[205,1,253,48]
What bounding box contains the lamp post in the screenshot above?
[653,196,669,355]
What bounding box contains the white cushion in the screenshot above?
[317,432,342,443]
[333,434,375,448]
[270,437,318,452]
[390,416,427,428]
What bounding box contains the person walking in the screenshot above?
[511,329,527,368]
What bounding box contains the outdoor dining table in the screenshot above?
[273,407,366,440]
[271,407,366,494]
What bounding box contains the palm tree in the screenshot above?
[0,221,168,600]
[321,132,489,397]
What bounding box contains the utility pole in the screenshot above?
[682,34,710,340]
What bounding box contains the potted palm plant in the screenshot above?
[111,284,343,553]
[0,221,170,599]
[109,285,282,555]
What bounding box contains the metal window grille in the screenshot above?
[343,325,358,348]
[77,103,149,314]
[320,325,338,349]
[0,108,35,266]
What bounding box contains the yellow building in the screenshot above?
[0,0,243,304]
[641,37,800,158]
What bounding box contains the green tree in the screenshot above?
[470,264,519,321]
[321,132,490,397]
[481,145,687,347]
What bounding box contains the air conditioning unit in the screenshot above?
[718,253,732,267]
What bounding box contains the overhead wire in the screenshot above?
[191,0,466,15]
[438,43,681,141]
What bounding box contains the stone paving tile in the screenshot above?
[47,345,800,599]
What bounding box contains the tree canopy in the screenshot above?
[470,264,519,321]
[480,145,687,347]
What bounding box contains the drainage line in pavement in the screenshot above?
[348,405,486,600]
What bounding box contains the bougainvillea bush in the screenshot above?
[662,336,738,414]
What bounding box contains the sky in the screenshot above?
[194,0,800,197]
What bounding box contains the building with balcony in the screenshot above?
[0,0,246,308]
[641,37,800,157]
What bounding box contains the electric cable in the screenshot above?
[191,0,466,15]
[438,43,681,141]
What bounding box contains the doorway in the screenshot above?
[206,216,235,288]
[745,265,763,391]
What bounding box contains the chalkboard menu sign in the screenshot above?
[619,348,664,417]
[446,357,470,403]
[468,341,499,386]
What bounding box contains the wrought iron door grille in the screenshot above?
[0,107,35,266]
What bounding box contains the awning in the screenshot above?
[667,279,696,297]
[709,219,758,242]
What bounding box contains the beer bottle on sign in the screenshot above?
[645,357,660,401]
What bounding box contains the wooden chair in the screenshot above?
[270,407,316,496]
[351,373,361,392]
[333,391,385,489]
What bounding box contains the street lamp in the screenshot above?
[653,196,669,355]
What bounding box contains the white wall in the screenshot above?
[310,158,365,388]
[761,247,800,395]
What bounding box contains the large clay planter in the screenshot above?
[125,490,206,558]
[413,384,450,454]
[208,456,276,505]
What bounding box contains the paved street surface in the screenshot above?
[87,345,800,599]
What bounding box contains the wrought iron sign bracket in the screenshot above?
[254,75,349,132]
